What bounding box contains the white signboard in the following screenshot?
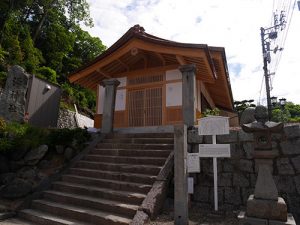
[187,153,200,173]
[198,116,229,135]
[188,177,194,194]
[199,144,231,158]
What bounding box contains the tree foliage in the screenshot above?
[0,0,106,112]
[271,102,300,123]
[234,99,256,114]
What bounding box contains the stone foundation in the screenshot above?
[192,124,300,223]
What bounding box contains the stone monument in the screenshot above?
[0,65,30,122]
[238,105,296,225]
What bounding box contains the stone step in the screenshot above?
[61,174,152,194]
[102,138,174,144]
[90,149,171,157]
[43,190,138,217]
[105,133,174,139]
[19,209,91,225]
[52,181,146,205]
[31,200,131,225]
[68,168,156,185]
[74,161,161,175]
[0,218,38,225]
[96,143,174,150]
[83,155,166,166]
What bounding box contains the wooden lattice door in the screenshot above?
[128,87,162,127]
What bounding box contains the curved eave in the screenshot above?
[68,25,217,83]
[206,47,234,110]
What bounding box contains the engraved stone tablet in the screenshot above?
[0,66,30,122]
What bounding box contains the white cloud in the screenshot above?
[84,0,300,104]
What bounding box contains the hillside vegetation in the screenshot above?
[0,0,106,112]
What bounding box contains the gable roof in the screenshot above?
[68,24,234,110]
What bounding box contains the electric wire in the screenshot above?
[269,0,296,88]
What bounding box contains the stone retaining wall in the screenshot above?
[57,108,78,129]
[57,108,94,129]
[192,124,300,222]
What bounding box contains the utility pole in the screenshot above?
[260,11,286,120]
[260,27,272,119]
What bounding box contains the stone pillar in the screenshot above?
[0,65,30,122]
[180,64,196,127]
[100,78,120,134]
[174,124,188,225]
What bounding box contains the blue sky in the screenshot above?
[83,0,300,104]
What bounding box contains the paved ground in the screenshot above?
[146,205,239,225]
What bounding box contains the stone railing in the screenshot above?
[192,124,300,222]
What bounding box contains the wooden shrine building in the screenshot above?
[68,25,237,129]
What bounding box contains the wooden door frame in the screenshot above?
[126,84,164,127]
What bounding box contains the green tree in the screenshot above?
[271,108,291,122]
[285,102,300,118]
[234,99,256,114]
[0,0,105,112]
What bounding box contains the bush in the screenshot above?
[202,108,220,117]
[0,71,7,87]
[36,66,58,83]
[0,121,90,153]
[47,128,90,150]
[0,117,6,133]
[272,108,291,123]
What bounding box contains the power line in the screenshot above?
[269,0,296,87]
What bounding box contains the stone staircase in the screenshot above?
[6,132,174,225]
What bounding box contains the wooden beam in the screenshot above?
[176,55,186,65]
[141,54,148,68]
[154,52,166,66]
[69,38,208,83]
[117,59,130,71]
[75,72,99,87]
[83,74,105,88]
[96,68,111,78]
[200,81,216,109]
[111,64,179,78]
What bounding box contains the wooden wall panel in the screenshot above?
[114,111,127,127]
[95,112,127,129]
[94,114,102,128]
[165,106,183,125]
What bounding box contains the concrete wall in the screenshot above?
[192,124,300,222]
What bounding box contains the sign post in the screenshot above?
[197,116,231,211]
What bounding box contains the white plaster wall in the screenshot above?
[97,85,105,114]
[166,69,182,81]
[166,82,182,106]
[117,77,127,87]
[115,89,126,111]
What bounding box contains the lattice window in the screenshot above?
[127,74,164,85]
[128,87,162,127]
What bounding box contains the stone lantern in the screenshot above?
[238,105,296,225]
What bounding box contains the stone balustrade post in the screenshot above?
[100,79,120,134]
[174,124,188,225]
